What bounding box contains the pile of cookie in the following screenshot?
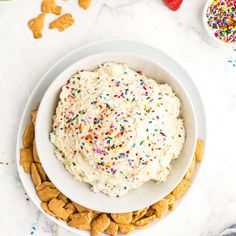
[28,0,92,39]
[19,107,205,236]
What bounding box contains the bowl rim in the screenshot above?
[202,0,236,46]
[35,51,198,213]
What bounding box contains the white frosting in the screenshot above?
[50,62,185,196]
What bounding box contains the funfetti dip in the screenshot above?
[206,0,236,43]
[50,62,185,197]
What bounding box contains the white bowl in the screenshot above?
[35,52,197,213]
[202,0,236,47]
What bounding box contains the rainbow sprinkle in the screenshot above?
[228,58,236,66]
[24,192,30,201]
[206,0,236,43]
[30,223,37,235]
[0,159,15,166]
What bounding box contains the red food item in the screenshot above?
[163,0,183,11]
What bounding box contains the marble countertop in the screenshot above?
[0,0,236,235]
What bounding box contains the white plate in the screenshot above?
[16,39,206,235]
[35,52,197,213]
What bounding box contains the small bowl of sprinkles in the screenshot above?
[203,0,236,45]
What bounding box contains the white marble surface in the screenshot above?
[0,0,236,236]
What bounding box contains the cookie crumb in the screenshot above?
[41,0,62,15]
[78,0,92,10]
[49,14,75,32]
[28,13,45,39]
[172,179,190,200]
[195,139,205,162]
[20,148,33,173]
